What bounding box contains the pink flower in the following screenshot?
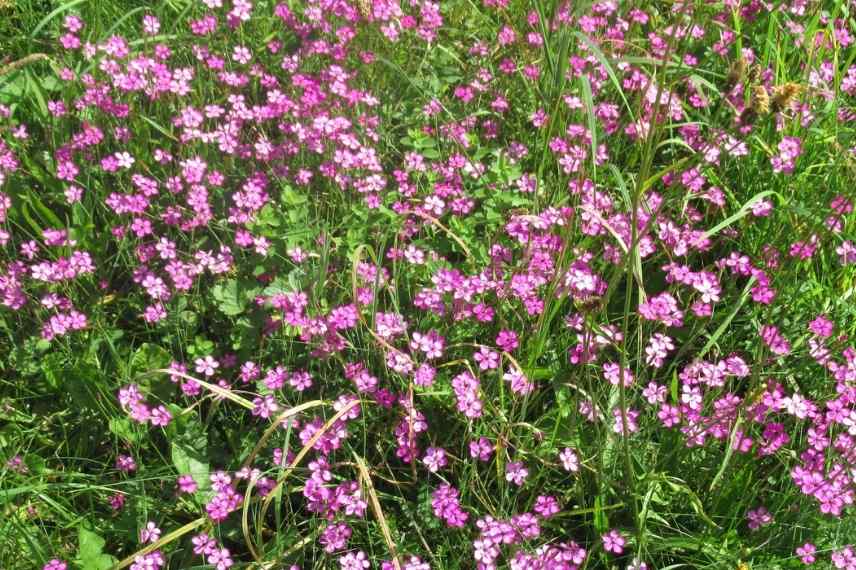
[339,550,370,570]
[115,454,137,472]
[422,447,447,473]
[252,395,279,418]
[195,356,220,377]
[808,315,834,337]
[207,547,233,570]
[747,506,773,530]
[602,529,626,554]
[496,329,519,351]
[761,324,791,356]
[832,545,856,569]
[505,461,529,486]
[643,381,667,404]
[796,542,817,564]
[603,362,634,387]
[192,533,217,556]
[533,495,560,518]
[469,437,493,461]
[751,199,774,217]
[559,447,580,472]
[142,14,160,35]
[613,407,640,434]
[320,523,352,553]
[474,346,500,370]
[771,136,802,174]
[836,241,856,265]
[503,367,534,394]
[177,474,198,494]
[431,484,468,527]
[139,521,161,544]
[108,492,126,511]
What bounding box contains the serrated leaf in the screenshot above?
[211,279,248,316]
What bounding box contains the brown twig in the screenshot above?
[0,53,50,77]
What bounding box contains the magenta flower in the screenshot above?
[194,355,220,377]
[832,545,856,569]
[747,506,774,530]
[192,533,217,556]
[808,315,834,337]
[422,447,447,473]
[496,329,519,352]
[771,136,803,174]
[505,461,529,486]
[431,484,468,527]
[108,492,126,511]
[139,521,161,544]
[559,447,580,472]
[796,542,817,564]
[602,529,626,554]
[469,437,493,461]
[836,241,856,265]
[761,324,791,356]
[320,523,352,553]
[339,550,370,570]
[129,552,165,570]
[474,346,500,370]
[533,495,560,518]
[207,546,233,570]
[177,474,198,494]
[603,362,634,387]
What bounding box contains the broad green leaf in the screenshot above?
[109,417,142,445]
[169,415,212,503]
[76,527,116,570]
[130,343,172,377]
[212,279,248,316]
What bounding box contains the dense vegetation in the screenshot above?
[1,0,855,569]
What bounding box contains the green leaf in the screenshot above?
[665,478,719,529]
[130,343,172,377]
[593,495,609,533]
[76,526,116,570]
[189,336,214,357]
[169,416,212,503]
[40,353,67,390]
[171,441,210,489]
[109,417,142,445]
[41,357,102,408]
[0,74,27,103]
[212,279,257,316]
[703,190,780,239]
[254,203,283,228]
[129,344,174,399]
[670,370,679,405]
[281,185,307,206]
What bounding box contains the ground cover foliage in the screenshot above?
[1,0,856,568]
